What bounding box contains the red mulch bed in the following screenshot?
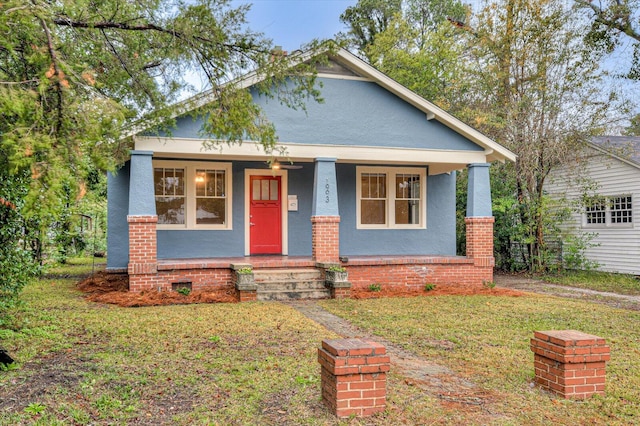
[76,271,237,307]
[77,272,524,307]
[351,284,525,299]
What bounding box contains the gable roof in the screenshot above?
[589,136,640,170]
[327,49,516,163]
[163,46,515,164]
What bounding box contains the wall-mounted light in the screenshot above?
[195,175,205,183]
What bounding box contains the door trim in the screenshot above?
[244,169,288,256]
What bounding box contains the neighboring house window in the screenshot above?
[610,195,633,224]
[584,195,633,227]
[585,197,606,225]
[154,160,232,229]
[356,166,426,229]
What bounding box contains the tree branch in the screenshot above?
[98,28,157,102]
[38,16,64,136]
[0,79,39,85]
[575,0,640,42]
[52,15,268,55]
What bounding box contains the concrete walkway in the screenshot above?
[286,300,485,406]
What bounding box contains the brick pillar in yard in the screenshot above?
[318,338,389,418]
[531,330,610,399]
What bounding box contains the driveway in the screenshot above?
[494,272,640,311]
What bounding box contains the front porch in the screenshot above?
[136,252,492,302]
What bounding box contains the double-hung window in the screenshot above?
[356,166,426,229]
[584,194,633,228]
[154,160,232,229]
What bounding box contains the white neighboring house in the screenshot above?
[546,136,640,275]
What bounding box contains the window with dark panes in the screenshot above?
[360,173,387,225]
[610,195,632,224]
[195,169,226,224]
[154,167,185,225]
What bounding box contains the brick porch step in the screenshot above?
[254,268,330,301]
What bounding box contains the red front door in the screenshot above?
[249,175,282,254]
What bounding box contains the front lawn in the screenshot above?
[1,263,639,425]
[320,295,640,424]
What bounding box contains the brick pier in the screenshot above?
[318,338,389,418]
[530,330,610,399]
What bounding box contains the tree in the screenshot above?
[339,0,467,61]
[458,0,630,271]
[0,169,39,328]
[1,0,321,208]
[366,15,469,109]
[0,0,324,316]
[623,112,640,135]
[576,0,640,79]
[339,0,469,108]
[339,0,402,59]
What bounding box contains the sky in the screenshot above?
[224,0,638,119]
[230,0,358,51]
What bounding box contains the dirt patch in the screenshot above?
[76,271,236,307]
[351,284,525,299]
[0,351,89,412]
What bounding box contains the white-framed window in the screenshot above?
[610,195,633,224]
[153,160,232,230]
[356,166,426,229]
[585,196,606,226]
[584,194,633,228]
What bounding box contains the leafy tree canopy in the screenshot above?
[0,0,323,215]
[576,0,640,79]
[339,0,467,61]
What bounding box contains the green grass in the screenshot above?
[2,260,640,424]
[319,296,640,425]
[44,256,106,276]
[542,270,640,295]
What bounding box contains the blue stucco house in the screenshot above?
[107,47,516,300]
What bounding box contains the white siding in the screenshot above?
[546,147,640,275]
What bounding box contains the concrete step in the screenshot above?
[254,268,321,283]
[257,288,331,301]
[253,268,329,300]
[258,280,327,292]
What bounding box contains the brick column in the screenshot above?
[465,216,495,277]
[312,216,340,263]
[318,338,389,418]
[531,330,610,399]
[127,215,158,292]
